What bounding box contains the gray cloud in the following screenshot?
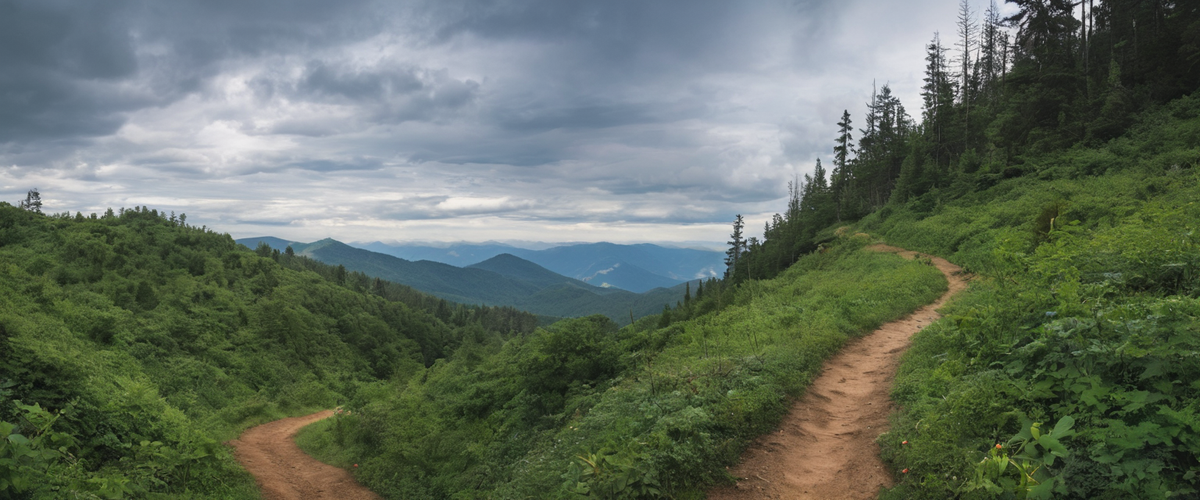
[1,0,993,244]
[0,1,142,140]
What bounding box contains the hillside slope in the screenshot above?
[0,206,535,498]
[297,239,948,499]
[292,239,546,305]
[467,253,596,290]
[863,97,1200,499]
[273,239,687,324]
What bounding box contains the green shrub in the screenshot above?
[301,242,947,498]
[873,105,1200,498]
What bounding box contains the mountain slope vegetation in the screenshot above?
[0,207,538,499]
[296,238,947,498]
[271,238,689,324]
[4,1,1198,499]
[708,1,1200,497]
[869,98,1200,499]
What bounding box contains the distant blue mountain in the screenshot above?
[236,236,298,252]
[574,261,682,291]
[350,241,725,293]
[355,241,521,267]
[234,237,690,325]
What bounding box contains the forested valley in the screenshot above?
[0,206,539,498]
[4,0,1200,499]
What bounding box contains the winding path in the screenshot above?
[708,244,968,500]
[229,410,380,500]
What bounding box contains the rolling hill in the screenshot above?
[236,237,690,324]
[351,241,725,292]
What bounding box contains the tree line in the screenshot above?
[723,0,1199,283]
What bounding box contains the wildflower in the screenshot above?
[902,440,908,445]
[902,469,909,474]
[995,443,1002,449]
[354,464,359,468]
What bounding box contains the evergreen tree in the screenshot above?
[786,177,803,224]
[832,110,854,221]
[18,189,42,214]
[980,1,1006,96]
[725,214,746,280]
[955,0,980,103]
[801,159,834,230]
[1006,0,1079,70]
[855,84,912,208]
[923,32,956,169]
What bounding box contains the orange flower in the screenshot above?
[902,468,909,474]
[995,444,1002,449]
[901,440,908,445]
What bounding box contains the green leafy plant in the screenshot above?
[569,445,662,499]
[966,416,1076,499]
[0,402,85,498]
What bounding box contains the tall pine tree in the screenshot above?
[725,214,746,281]
[831,110,854,221]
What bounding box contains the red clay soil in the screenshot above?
[708,244,968,500]
[229,410,381,500]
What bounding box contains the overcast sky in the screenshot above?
[0,0,1016,247]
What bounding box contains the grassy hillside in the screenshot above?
[297,238,947,498]
[0,206,536,499]
[861,95,1200,498]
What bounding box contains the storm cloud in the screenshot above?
[0,0,1011,245]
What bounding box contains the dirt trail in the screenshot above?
[229,410,380,500]
[708,244,968,500]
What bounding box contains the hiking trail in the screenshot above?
[708,244,968,500]
[230,410,380,500]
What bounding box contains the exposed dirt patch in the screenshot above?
[229,410,380,500]
[708,244,968,500]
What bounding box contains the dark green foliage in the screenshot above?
[718,3,1200,494]
[735,0,1200,293]
[0,205,537,498]
[865,100,1200,498]
[298,242,947,498]
[17,189,42,214]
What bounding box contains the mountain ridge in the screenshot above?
[235,237,690,324]
[349,240,725,292]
